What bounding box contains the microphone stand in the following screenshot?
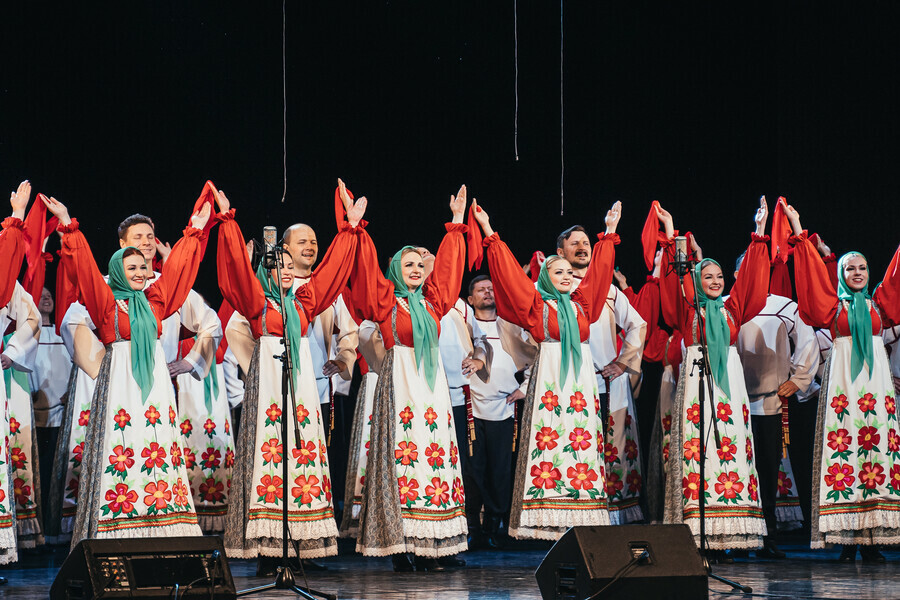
[237,246,336,600]
[670,249,750,595]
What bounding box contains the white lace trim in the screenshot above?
[517,507,611,531]
[609,503,643,525]
[682,515,766,546]
[401,513,468,542]
[775,505,803,531]
[225,543,338,560]
[245,514,338,543]
[818,530,900,548]
[509,526,567,541]
[16,518,42,538]
[95,521,202,540]
[819,509,900,539]
[355,540,468,559]
[0,528,16,565]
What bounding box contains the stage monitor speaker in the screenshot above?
[535,524,707,600]
[50,536,236,600]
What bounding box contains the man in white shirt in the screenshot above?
[734,256,819,558]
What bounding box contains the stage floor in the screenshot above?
[8,540,900,599]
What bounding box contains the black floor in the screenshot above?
[9,538,900,599]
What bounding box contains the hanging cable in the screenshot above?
[559,0,564,215]
[514,0,519,161]
[280,0,287,203]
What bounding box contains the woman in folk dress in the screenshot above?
[215,191,367,565]
[348,187,469,571]
[470,199,622,541]
[43,194,213,544]
[657,199,770,557]
[782,200,900,562]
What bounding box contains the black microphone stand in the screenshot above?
[237,245,336,600]
[670,249,751,595]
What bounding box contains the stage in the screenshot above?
[8,539,899,599]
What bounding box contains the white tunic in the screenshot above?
[29,326,72,428]
[466,316,521,421]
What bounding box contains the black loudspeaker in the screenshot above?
[50,536,236,599]
[535,525,708,600]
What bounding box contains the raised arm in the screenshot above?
[571,225,620,323]
[723,233,771,326]
[873,242,900,327]
[421,186,467,317]
[348,228,395,323]
[215,204,266,322]
[782,201,839,329]
[147,220,206,320]
[0,182,31,307]
[55,218,116,332]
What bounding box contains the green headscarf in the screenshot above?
[256,260,303,382]
[537,256,582,387]
[386,246,439,390]
[2,333,30,399]
[109,248,158,403]
[837,251,874,381]
[693,259,731,399]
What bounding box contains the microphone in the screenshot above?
[262,226,279,269]
[673,235,691,277]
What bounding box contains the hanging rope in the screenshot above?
[514,0,519,161]
[280,0,287,203]
[559,0,564,215]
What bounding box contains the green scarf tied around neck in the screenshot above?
[537,257,582,387]
[693,259,731,399]
[386,246,439,390]
[109,248,158,403]
[2,333,30,399]
[203,360,219,414]
[837,251,874,381]
[256,261,303,382]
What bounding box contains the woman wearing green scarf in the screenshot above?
[655,199,770,561]
[42,194,212,545]
[215,188,367,571]
[469,199,621,542]
[784,200,900,563]
[347,185,468,572]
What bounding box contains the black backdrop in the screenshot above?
[3,2,900,305]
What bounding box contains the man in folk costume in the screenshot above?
[557,225,647,524]
[732,211,819,559]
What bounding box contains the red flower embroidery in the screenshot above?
[886,396,897,416]
[183,448,196,470]
[742,403,749,425]
[827,428,851,453]
[295,404,309,425]
[452,477,465,504]
[888,429,900,453]
[114,408,131,430]
[857,426,880,451]
[394,441,418,465]
[143,481,171,510]
[224,449,235,468]
[224,419,230,434]
[141,442,167,470]
[714,472,744,499]
[569,391,587,412]
[202,447,221,469]
[530,461,562,489]
[449,441,459,466]
[605,471,624,497]
[604,442,619,465]
[824,463,854,491]
[13,478,30,507]
[425,443,445,468]
[292,475,321,505]
[831,394,848,415]
[266,403,282,423]
[745,437,753,461]
[9,448,26,470]
[859,462,885,489]
[425,477,450,506]
[173,478,189,507]
[105,483,138,514]
[257,474,284,504]
[261,439,283,465]
[889,465,900,492]
[292,441,317,465]
[180,419,193,436]
[170,442,182,467]
[749,474,759,502]
[399,406,414,425]
[108,445,135,472]
[716,402,732,424]
[777,471,792,496]
[686,404,700,425]
[858,393,877,414]
[567,463,598,490]
[624,413,633,427]
[626,469,642,493]
[200,478,224,502]
[169,405,176,425]
[716,436,737,462]
[77,411,90,427]
[203,419,216,435]
[683,437,701,463]
[623,439,638,460]
[323,474,332,502]
[535,427,559,451]
[398,476,419,504]
[7,417,19,435]
[662,414,672,433]
[72,441,84,466]
[541,391,559,412]
[144,405,160,425]
[569,428,592,452]
[424,407,438,425]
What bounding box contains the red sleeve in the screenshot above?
[659,235,692,336]
[145,226,203,320]
[58,219,116,329]
[215,210,266,321]
[571,233,619,322]
[0,218,26,308]
[823,252,839,290]
[789,231,839,329]
[304,223,362,317]
[622,286,636,304]
[873,243,900,327]
[484,233,543,333]
[724,234,771,326]
[348,229,395,323]
[54,250,78,336]
[632,275,661,336]
[422,223,467,317]
[23,252,52,305]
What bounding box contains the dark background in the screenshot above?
[3,2,900,305]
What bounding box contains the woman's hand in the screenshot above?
[190,202,212,230]
[450,184,466,224]
[214,189,231,214]
[347,196,368,228]
[461,357,484,377]
[605,201,622,234]
[690,234,703,261]
[10,180,31,220]
[613,269,627,290]
[471,198,494,237]
[781,198,802,235]
[815,235,832,258]
[754,195,768,236]
[337,178,353,213]
[156,240,172,264]
[40,195,72,226]
[656,203,674,238]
